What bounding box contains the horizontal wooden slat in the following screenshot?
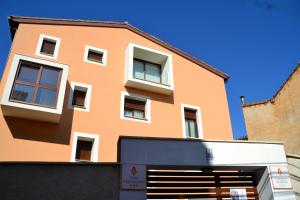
[147,186,216,189]
[147,167,258,200]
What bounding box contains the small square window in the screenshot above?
[75,139,93,162]
[36,34,61,59]
[40,39,56,55]
[124,98,146,120]
[87,50,103,63]
[120,92,151,123]
[71,132,99,162]
[84,45,107,66]
[68,82,92,112]
[72,90,87,108]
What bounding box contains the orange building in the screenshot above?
[0,16,232,162]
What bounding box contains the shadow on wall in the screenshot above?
[125,87,174,104]
[5,81,74,145]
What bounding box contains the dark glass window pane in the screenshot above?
[41,40,56,55]
[17,65,39,83]
[124,98,145,110]
[124,108,133,118]
[11,84,35,103]
[72,90,86,107]
[184,109,197,120]
[133,60,144,79]
[145,63,161,83]
[189,119,198,138]
[185,120,189,137]
[75,140,93,161]
[40,68,60,87]
[88,50,103,63]
[133,109,145,119]
[35,88,57,107]
[185,119,198,138]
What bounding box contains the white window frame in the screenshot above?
[35,34,61,59]
[68,82,92,112]
[1,54,68,116]
[120,91,151,123]
[84,45,108,66]
[124,43,174,95]
[70,132,99,162]
[181,104,204,139]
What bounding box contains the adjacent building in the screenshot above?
[242,63,300,155]
[0,16,296,199]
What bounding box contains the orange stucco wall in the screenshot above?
[0,23,232,162]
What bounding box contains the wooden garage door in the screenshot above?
[147,168,259,199]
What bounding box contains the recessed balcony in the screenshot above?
[124,43,174,95]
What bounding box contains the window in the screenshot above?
[75,140,93,161]
[72,90,86,108]
[68,82,92,112]
[84,45,108,66]
[133,59,162,84]
[71,132,99,162]
[1,54,68,123]
[184,109,198,138]
[181,104,203,139]
[125,43,174,95]
[87,50,103,63]
[10,60,61,108]
[36,34,61,59]
[124,98,146,120]
[40,39,56,55]
[120,92,151,123]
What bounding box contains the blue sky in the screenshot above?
[1,0,299,138]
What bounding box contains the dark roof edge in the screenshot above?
[9,16,229,80]
[243,62,300,107]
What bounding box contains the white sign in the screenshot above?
[269,165,293,190]
[230,188,247,200]
[121,164,146,190]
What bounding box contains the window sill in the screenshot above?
[68,105,89,112]
[72,105,86,109]
[125,78,173,95]
[39,52,55,57]
[1,100,62,123]
[36,51,57,60]
[84,59,106,66]
[87,58,103,64]
[75,159,92,162]
[185,136,201,140]
[9,99,57,109]
[121,115,150,124]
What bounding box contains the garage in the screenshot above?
[119,136,296,200]
[147,167,258,199]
